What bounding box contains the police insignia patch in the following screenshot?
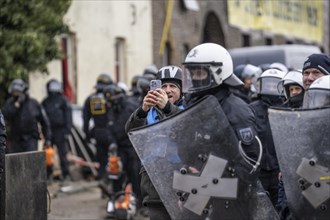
[238,127,254,145]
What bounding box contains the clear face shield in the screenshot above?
[277,81,286,98]
[257,77,283,96]
[182,63,213,93]
[303,89,330,108]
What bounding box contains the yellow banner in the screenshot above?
[227,0,323,43]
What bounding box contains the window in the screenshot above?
[242,34,250,47]
[266,37,273,45]
[115,38,126,82]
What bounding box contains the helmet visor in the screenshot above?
[303,89,330,108]
[257,77,283,96]
[277,81,285,97]
[182,63,212,93]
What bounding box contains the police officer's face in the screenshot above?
[162,82,180,104]
[302,68,325,90]
[289,85,303,97]
[243,77,253,89]
[190,68,208,80]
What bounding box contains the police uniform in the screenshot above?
[106,95,142,207]
[2,96,51,153]
[249,99,280,206]
[42,92,72,179]
[83,92,112,178]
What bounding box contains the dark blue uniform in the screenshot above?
[42,93,72,179]
[249,99,280,206]
[2,96,51,153]
[83,92,112,178]
[107,96,141,206]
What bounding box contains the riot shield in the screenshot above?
[269,107,330,219]
[128,95,278,220]
[2,151,47,220]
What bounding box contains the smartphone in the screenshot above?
[150,80,162,91]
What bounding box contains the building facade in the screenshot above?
[152,0,329,68]
[29,0,329,105]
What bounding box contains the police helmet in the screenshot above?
[8,79,28,95]
[233,64,246,79]
[156,65,182,89]
[103,84,124,102]
[256,68,286,96]
[137,76,151,95]
[130,75,142,95]
[182,43,243,93]
[303,75,330,108]
[143,64,158,78]
[95,73,113,91]
[277,70,304,99]
[234,64,261,81]
[47,79,62,93]
[269,62,288,73]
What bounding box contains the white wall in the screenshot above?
[29,0,153,105]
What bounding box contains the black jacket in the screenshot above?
[108,97,139,148]
[2,96,51,142]
[187,86,259,161]
[249,99,279,171]
[82,92,110,140]
[42,93,72,135]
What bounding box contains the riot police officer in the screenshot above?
[103,84,141,207]
[182,43,276,219]
[278,70,305,108]
[42,79,72,181]
[232,64,261,103]
[249,69,286,206]
[303,75,330,108]
[183,43,259,160]
[129,75,142,103]
[82,73,113,179]
[2,79,51,153]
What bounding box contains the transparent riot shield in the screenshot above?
[269,107,330,219]
[128,95,278,220]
